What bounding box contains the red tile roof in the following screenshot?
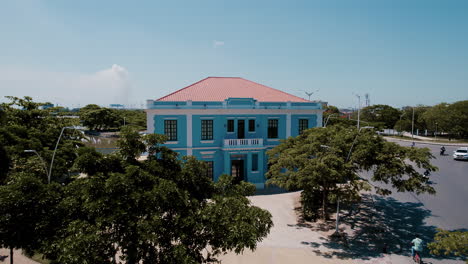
[156,77,308,102]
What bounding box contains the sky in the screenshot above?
[1,0,467,109]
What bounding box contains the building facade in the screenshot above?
[146,77,324,188]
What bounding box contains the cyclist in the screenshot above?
[411,234,423,262]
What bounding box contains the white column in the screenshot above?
[317,111,323,127]
[286,113,291,138]
[147,113,155,133]
[187,114,193,156]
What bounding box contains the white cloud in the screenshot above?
[0,64,132,107]
[213,40,225,48]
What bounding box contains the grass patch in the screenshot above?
[385,135,468,144]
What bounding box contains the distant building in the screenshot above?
[41,103,55,110]
[109,104,125,109]
[146,77,324,188]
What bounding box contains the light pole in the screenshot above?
[324,114,337,127]
[435,122,438,140]
[399,112,406,134]
[302,89,319,101]
[353,94,361,130]
[411,107,415,143]
[48,126,79,184]
[335,126,374,234]
[24,150,48,181]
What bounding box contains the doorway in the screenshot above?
[231,160,245,183]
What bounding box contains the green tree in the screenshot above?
[323,105,344,127]
[0,96,82,183]
[72,147,123,176]
[0,145,10,184]
[117,126,146,162]
[394,105,429,132]
[0,173,62,264]
[80,106,120,131]
[117,109,146,130]
[420,103,451,134]
[45,128,272,264]
[266,125,436,220]
[360,104,401,129]
[428,229,468,263]
[447,100,468,138]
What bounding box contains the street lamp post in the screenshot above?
[324,114,337,127]
[411,107,415,144]
[48,126,79,184]
[24,150,48,181]
[335,126,374,234]
[354,94,361,130]
[399,112,406,135]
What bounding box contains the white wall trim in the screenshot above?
[200,151,216,154]
[286,113,291,138]
[147,113,154,133]
[146,109,324,115]
[187,114,192,147]
[187,114,192,155]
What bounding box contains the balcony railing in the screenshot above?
[223,138,263,148]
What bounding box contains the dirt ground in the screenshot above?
[219,191,465,264]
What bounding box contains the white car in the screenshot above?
[453,147,468,160]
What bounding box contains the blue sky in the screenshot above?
[1,0,467,108]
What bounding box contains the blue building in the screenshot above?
[146,77,324,188]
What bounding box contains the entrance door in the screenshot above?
[231,160,244,183]
[237,120,245,139]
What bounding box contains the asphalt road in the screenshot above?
[373,139,468,230]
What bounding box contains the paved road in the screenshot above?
[384,138,468,231]
[356,138,467,263]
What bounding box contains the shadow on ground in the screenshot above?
[302,195,463,262]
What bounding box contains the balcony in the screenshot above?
[223,138,264,149]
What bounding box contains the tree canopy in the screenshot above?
[266,125,436,220]
[0,96,82,183]
[40,127,272,264]
[1,108,273,264]
[420,101,468,138]
[359,104,401,129]
[428,229,468,263]
[79,104,146,131]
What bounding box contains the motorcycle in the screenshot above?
[440,147,446,156]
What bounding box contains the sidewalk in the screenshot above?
[0,248,39,264]
[220,192,465,264]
